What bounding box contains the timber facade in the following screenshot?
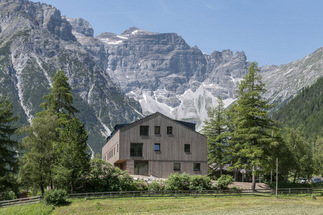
[102,112,207,178]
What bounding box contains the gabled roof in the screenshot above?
[105,112,205,144]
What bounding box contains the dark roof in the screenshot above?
[175,120,195,131]
[106,124,128,142]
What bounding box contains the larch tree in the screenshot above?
[19,111,59,196]
[202,97,229,176]
[232,62,275,191]
[0,97,19,192]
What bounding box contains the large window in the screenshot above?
[174,163,181,171]
[184,144,190,153]
[194,163,201,171]
[155,126,161,135]
[154,143,160,151]
[167,126,173,135]
[130,143,143,156]
[140,126,149,136]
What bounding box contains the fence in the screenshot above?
[1,188,323,208]
[69,189,274,199]
[277,188,323,195]
[0,196,42,207]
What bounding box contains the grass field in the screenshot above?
[1,195,323,215]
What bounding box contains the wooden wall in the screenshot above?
[119,113,207,177]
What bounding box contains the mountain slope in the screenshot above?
[272,76,323,140]
[0,0,142,153]
[262,47,323,109]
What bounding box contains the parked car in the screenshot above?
[298,178,308,184]
[312,178,322,184]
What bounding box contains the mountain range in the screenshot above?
[1,0,323,154]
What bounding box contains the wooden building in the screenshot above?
[102,112,207,178]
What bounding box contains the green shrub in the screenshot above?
[135,180,148,191]
[165,173,191,190]
[148,181,165,191]
[216,175,234,189]
[44,189,68,206]
[189,175,212,191]
[2,191,17,200]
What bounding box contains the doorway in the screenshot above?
[134,161,148,175]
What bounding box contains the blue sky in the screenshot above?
[32,0,323,66]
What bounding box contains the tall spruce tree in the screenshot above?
[42,69,78,116]
[0,97,19,192]
[54,117,90,193]
[202,97,229,176]
[232,62,275,190]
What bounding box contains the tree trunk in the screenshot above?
[233,168,238,181]
[251,166,256,191]
[71,171,75,194]
[39,160,44,196]
[220,166,223,176]
[50,169,53,190]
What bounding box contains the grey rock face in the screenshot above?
[66,17,94,37]
[0,0,142,153]
[262,47,323,108]
[69,25,250,128]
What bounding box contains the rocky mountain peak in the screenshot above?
[0,0,75,41]
[66,17,94,37]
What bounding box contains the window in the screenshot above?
[194,163,201,171]
[155,126,160,134]
[167,126,173,135]
[154,143,160,151]
[184,144,190,153]
[140,126,149,136]
[130,143,143,156]
[174,163,181,171]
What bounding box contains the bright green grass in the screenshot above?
[0,202,54,215]
[53,195,323,215]
[1,196,323,215]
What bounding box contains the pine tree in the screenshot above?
[202,97,229,176]
[0,97,19,192]
[232,62,274,190]
[42,69,78,116]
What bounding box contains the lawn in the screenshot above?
[1,195,323,215]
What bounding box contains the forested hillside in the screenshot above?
[272,77,323,141]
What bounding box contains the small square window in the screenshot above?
[140,126,149,136]
[184,144,190,153]
[174,163,181,171]
[154,143,160,151]
[194,163,201,171]
[167,126,173,135]
[155,126,160,134]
